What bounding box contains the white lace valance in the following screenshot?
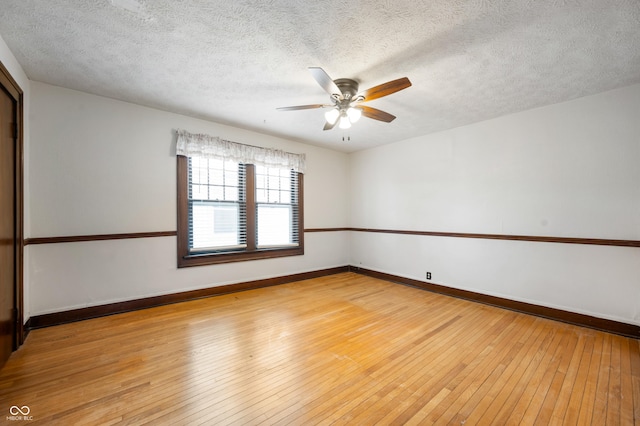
[176,129,306,173]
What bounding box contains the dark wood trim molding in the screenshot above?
[350,266,640,339]
[28,266,349,329]
[349,227,640,248]
[0,61,25,348]
[24,231,177,246]
[304,228,350,233]
[22,317,31,341]
[21,227,340,247]
[22,227,638,249]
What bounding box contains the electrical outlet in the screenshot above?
[426,272,432,280]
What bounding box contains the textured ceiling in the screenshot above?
[1,0,640,152]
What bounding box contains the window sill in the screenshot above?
[178,246,304,268]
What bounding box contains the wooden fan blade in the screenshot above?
[276,104,327,111]
[358,77,411,102]
[308,67,341,96]
[359,105,396,122]
[323,120,337,131]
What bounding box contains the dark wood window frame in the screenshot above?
[177,156,304,267]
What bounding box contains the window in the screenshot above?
[255,165,300,248]
[176,131,304,267]
[188,158,246,252]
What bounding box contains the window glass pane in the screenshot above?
[255,167,295,205]
[225,186,238,201]
[210,158,223,169]
[210,186,224,200]
[257,204,291,246]
[191,157,203,169]
[192,202,242,249]
[204,166,212,184]
[191,184,206,200]
[191,166,202,184]
[225,170,238,185]
[280,177,289,190]
[256,188,268,203]
[210,169,224,185]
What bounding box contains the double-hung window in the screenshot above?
[189,158,247,252]
[176,130,304,267]
[255,165,301,248]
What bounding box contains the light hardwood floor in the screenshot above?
[1,272,638,425]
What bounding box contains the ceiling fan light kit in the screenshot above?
[324,108,340,125]
[278,67,411,133]
[327,107,361,129]
[347,107,362,122]
[338,113,351,129]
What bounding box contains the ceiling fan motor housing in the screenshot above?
[333,78,359,100]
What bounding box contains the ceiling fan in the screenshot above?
[277,67,412,131]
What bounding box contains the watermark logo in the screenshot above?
[10,407,29,416]
[7,405,33,421]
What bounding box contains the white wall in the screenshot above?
[349,84,640,325]
[0,34,31,323]
[22,75,640,326]
[28,82,350,315]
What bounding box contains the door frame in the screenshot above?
[0,60,24,348]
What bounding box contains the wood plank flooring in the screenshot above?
[1,272,638,425]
